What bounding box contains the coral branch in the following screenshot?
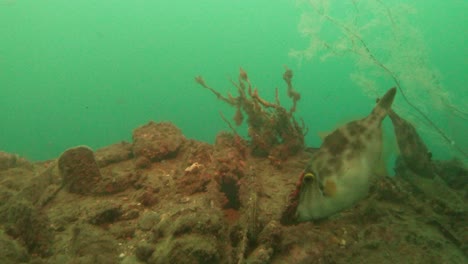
[295,0,466,158]
[283,66,301,114]
[195,75,236,106]
[196,67,306,163]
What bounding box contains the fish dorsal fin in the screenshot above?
[368,87,397,123]
[377,87,397,110]
[317,130,331,141]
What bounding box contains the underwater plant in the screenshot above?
[195,67,306,165]
[291,0,467,161]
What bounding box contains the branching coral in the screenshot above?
[195,67,306,163]
[292,0,467,159]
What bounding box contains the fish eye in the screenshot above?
[303,172,315,183]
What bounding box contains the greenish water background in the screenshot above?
[0,0,466,165]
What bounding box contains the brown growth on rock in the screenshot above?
[58,146,102,194]
[213,132,247,209]
[132,121,185,162]
[0,151,31,171]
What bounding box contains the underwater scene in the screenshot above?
[0,0,466,263]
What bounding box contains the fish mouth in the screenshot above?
[300,173,322,193]
[298,181,322,204]
[296,173,323,221]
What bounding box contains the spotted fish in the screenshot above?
[296,87,397,221]
[388,109,434,178]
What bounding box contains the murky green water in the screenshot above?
[0,0,466,165]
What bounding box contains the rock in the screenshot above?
[58,146,102,194]
[100,169,138,194]
[0,152,18,170]
[0,230,29,263]
[95,141,133,167]
[149,234,221,264]
[132,121,185,161]
[119,206,140,221]
[244,221,282,264]
[121,255,140,264]
[108,222,136,240]
[136,189,159,207]
[135,156,151,169]
[0,186,15,208]
[154,205,224,238]
[434,159,468,190]
[138,211,160,231]
[213,132,247,180]
[246,245,274,264]
[135,242,155,262]
[403,171,466,214]
[2,199,53,257]
[0,151,31,171]
[70,224,118,264]
[19,164,61,207]
[257,220,282,250]
[88,203,122,225]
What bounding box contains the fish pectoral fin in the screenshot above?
[323,179,337,197]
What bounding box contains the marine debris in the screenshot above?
[195,67,306,166]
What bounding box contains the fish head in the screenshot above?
[295,165,327,220]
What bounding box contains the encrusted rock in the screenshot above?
[257,220,282,249]
[0,151,31,171]
[0,231,29,263]
[70,224,118,263]
[246,245,274,264]
[149,234,221,264]
[434,159,468,190]
[3,199,53,257]
[58,146,102,194]
[132,121,185,161]
[100,169,138,194]
[138,211,160,231]
[136,189,159,207]
[135,156,151,169]
[154,205,224,238]
[95,141,133,167]
[135,242,155,261]
[88,203,122,225]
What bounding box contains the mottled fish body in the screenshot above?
[296,87,396,221]
[388,110,434,178]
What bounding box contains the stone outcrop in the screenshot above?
[132,121,185,162]
[58,146,102,194]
